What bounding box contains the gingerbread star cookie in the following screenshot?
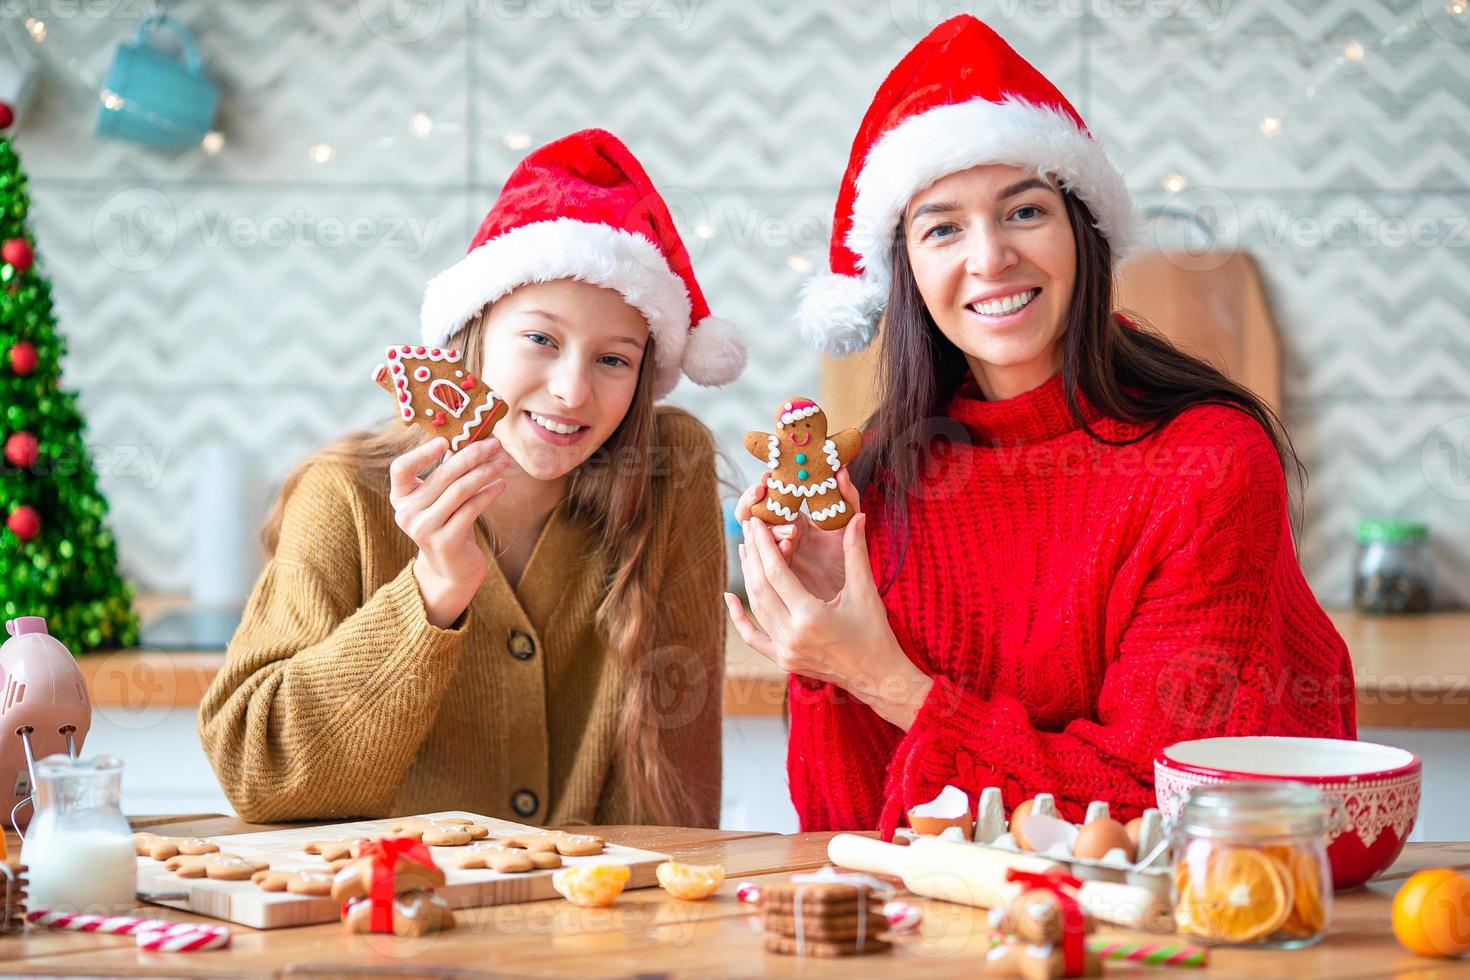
[373,345,508,452]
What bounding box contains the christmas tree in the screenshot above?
[0,102,139,651]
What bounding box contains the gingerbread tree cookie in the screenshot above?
[372,345,508,453]
[743,397,862,530]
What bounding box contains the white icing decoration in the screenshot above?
[428,378,469,418]
[823,438,840,471]
[764,434,780,469]
[413,366,431,382]
[768,476,837,497]
[371,364,385,383]
[387,345,462,364]
[808,499,848,523]
[449,395,501,452]
[779,403,821,426]
[454,370,463,377]
[764,499,801,522]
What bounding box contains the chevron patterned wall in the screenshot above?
[7,0,1470,606]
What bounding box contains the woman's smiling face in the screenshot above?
[903,163,1076,400]
[478,278,650,481]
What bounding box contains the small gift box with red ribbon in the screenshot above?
[331,837,455,938]
[984,867,1101,978]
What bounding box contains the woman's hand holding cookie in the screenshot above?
[733,468,859,604]
[390,436,511,628]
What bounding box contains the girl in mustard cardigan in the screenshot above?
[199,130,746,827]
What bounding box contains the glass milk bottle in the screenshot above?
[19,755,136,915]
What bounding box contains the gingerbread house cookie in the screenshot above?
[373,345,508,452]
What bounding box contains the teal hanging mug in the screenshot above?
[96,16,218,149]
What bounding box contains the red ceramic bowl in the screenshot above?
[1155,737,1420,889]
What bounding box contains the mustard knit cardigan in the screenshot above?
[199,407,726,827]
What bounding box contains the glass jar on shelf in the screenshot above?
[1170,781,1332,949]
[1353,520,1432,613]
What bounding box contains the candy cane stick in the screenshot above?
[136,923,231,952]
[28,909,230,951]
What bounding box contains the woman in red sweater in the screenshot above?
[724,15,1356,836]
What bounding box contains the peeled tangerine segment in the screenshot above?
[656,861,725,900]
[552,863,631,908]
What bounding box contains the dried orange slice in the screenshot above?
[655,861,724,901]
[1177,845,1293,942]
[551,863,631,908]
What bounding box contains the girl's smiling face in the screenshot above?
[479,278,650,481]
[903,163,1076,400]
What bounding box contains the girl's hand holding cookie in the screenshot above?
[734,468,858,604]
[724,511,933,730]
[389,436,511,628]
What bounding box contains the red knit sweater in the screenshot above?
[786,369,1356,836]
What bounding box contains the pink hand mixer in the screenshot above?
[0,617,91,829]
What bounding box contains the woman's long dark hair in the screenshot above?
[850,188,1306,593]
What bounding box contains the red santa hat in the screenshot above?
[420,128,746,398]
[797,15,1136,357]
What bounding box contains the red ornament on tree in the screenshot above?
[0,102,13,130]
[4,431,38,469]
[7,340,36,375]
[6,505,39,542]
[2,238,33,272]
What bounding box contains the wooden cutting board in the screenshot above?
[135,811,669,929]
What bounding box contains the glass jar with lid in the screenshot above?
[1170,781,1332,948]
[1353,520,1432,613]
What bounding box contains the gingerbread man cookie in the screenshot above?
[302,839,364,862]
[132,833,219,861]
[373,345,509,453]
[451,843,560,873]
[743,397,862,530]
[390,818,491,846]
[500,832,605,857]
[164,853,269,881]
[252,868,337,896]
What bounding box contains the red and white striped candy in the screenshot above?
[735,881,761,904]
[883,900,921,934]
[27,908,230,951]
[135,922,231,952]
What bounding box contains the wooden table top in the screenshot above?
[2,816,1468,977]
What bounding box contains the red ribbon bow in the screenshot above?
[1005,867,1087,976]
[348,836,438,934]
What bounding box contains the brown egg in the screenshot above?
[1124,816,1144,856]
[1009,798,1036,850]
[1073,817,1132,861]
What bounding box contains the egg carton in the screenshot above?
[899,786,1173,901]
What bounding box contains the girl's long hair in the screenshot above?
[260,313,699,825]
[849,187,1306,592]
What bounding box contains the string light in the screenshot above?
[1163,173,1188,193]
[1259,117,1281,137]
[693,223,715,240]
[1344,41,1365,60]
[410,112,433,139]
[308,142,336,164]
[99,90,124,112]
[786,255,812,273]
[25,18,45,42]
[201,131,225,155]
[503,132,532,150]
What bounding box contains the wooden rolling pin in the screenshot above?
[828,834,1173,933]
